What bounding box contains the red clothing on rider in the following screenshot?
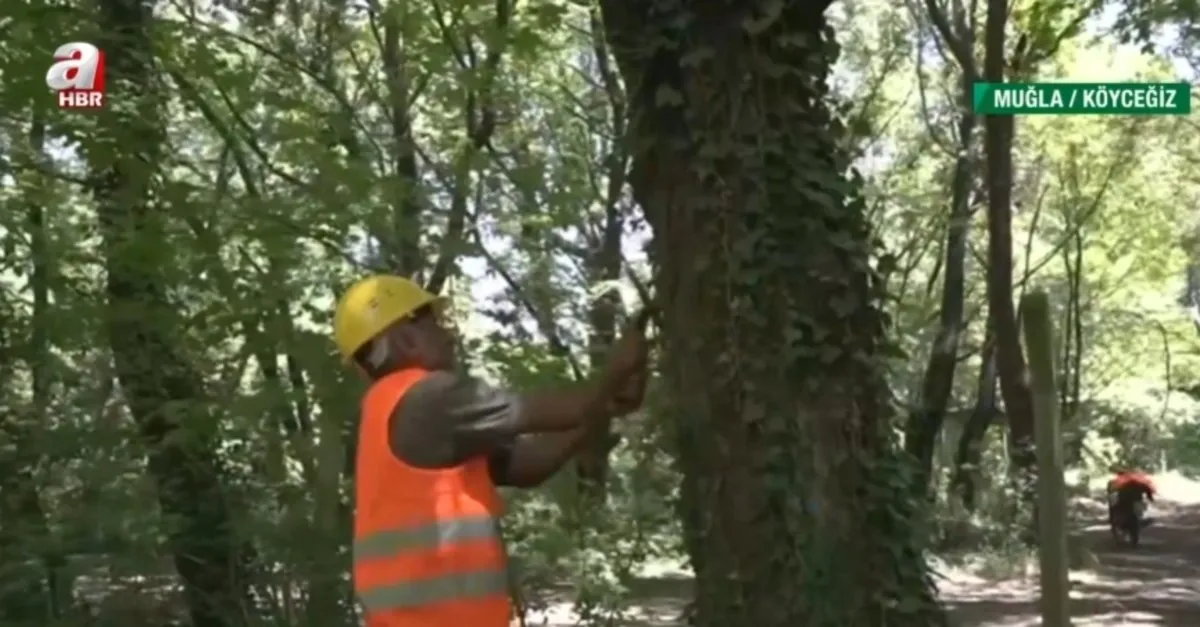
[1110,470,1156,497]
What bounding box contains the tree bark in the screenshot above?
[577,198,623,502]
[982,0,1036,492]
[1058,228,1084,464]
[88,1,249,626]
[575,13,628,502]
[0,113,61,625]
[951,334,1000,510]
[600,2,943,624]
[904,23,977,495]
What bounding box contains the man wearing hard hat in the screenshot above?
[332,275,650,627]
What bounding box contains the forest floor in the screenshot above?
[524,473,1200,627]
[942,497,1200,626]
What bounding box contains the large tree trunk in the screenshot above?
[599,2,943,625]
[88,1,249,626]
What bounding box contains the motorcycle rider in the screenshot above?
[1106,467,1155,540]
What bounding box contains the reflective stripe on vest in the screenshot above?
[354,515,508,612]
[358,570,509,612]
[355,515,500,558]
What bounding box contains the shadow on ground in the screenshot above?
[524,493,1200,626]
[944,501,1200,626]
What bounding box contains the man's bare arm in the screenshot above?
[387,371,613,470]
[487,384,644,488]
[487,426,608,488]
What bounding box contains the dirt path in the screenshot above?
[528,482,1200,626]
[944,500,1200,626]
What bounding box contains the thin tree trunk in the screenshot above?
[577,199,623,502]
[904,35,977,494]
[951,334,999,511]
[89,1,249,625]
[0,112,64,625]
[376,3,426,276]
[575,12,628,502]
[982,0,1036,494]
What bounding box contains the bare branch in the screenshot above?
[472,230,588,382]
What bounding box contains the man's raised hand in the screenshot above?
[601,308,653,415]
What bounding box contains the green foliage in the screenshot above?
[0,0,1199,625]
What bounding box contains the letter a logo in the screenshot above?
[46,42,107,109]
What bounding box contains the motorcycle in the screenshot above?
[1108,490,1150,547]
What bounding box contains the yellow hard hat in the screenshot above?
[332,275,439,360]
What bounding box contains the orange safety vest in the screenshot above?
[353,368,511,627]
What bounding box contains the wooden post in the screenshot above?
[1020,290,1070,626]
